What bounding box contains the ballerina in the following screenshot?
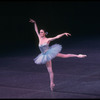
[29,18,87,91]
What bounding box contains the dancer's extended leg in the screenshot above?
[56,53,87,58]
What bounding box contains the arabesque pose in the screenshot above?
[29,18,87,91]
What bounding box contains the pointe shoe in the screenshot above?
[78,54,87,58]
[50,83,55,92]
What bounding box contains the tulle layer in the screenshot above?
[34,44,62,64]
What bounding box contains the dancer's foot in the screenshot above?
[77,54,87,58]
[50,83,55,92]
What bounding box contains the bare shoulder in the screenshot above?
[47,37,52,41]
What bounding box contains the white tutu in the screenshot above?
[34,44,62,64]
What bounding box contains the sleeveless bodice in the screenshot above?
[39,43,49,53]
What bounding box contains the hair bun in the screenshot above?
[46,32,48,35]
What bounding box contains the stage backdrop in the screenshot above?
[0,1,100,55]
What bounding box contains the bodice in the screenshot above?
[38,43,49,53]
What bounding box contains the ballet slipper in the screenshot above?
[78,54,87,58]
[50,83,55,92]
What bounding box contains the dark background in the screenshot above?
[0,1,100,56]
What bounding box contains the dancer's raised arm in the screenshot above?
[48,32,71,42]
[29,18,40,38]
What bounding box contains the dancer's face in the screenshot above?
[40,29,46,37]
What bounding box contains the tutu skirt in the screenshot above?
[34,44,62,64]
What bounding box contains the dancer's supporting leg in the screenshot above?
[46,60,55,91]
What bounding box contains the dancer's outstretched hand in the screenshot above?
[64,33,71,37]
[29,18,36,23]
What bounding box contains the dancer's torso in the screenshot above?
[38,37,50,53]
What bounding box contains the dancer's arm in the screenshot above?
[29,18,40,38]
[48,32,71,41]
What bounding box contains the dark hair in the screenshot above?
[40,29,48,35]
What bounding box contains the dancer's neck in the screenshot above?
[41,36,46,39]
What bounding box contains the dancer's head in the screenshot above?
[40,29,48,37]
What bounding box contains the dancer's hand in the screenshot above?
[64,33,71,37]
[29,18,36,23]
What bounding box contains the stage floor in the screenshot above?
[0,45,100,99]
